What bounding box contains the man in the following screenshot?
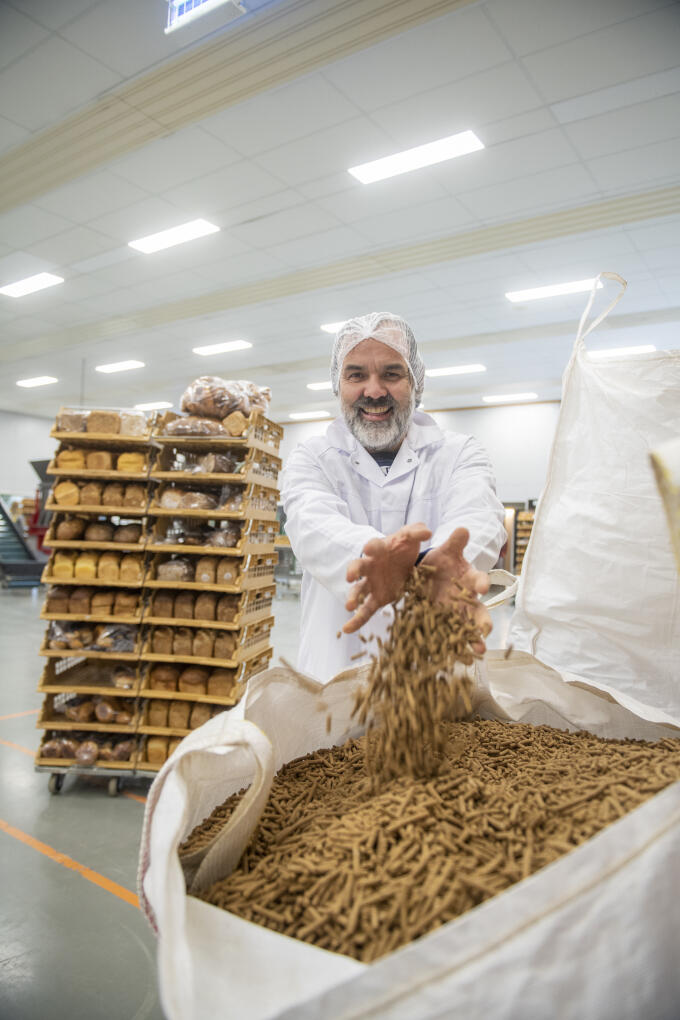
[280,312,506,683]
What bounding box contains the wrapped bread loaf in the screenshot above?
[87,410,120,434]
[194,556,217,584]
[119,410,147,436]
[203,522,241,547]
[157,558,194,581]
[116,452,145,473]
[216,559,239,585]
[179,491,218,510]
[56,410,88,433]
[64,697,95,723]
[152,591,175,618]
[164,416,227,436]
[199,452,236,474]
[101,482,124,506]
[85,450,113,470]
[54,481,80,506]
[56,448,85,470]
[180,376,269,418]
[55,516,86,541]
[159,487,186,508]
[97,552,120,581]
[113,665,136,689]
[111,737,135,761]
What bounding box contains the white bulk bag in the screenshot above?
[509,273,680,720]
[138,659,680,1020]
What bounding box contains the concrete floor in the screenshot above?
[0,584,512,1019]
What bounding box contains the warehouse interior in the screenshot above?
[1,1,679,1017]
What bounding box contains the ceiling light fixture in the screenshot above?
[320,322,346,334]
[1,273,64,298]
[135,401,173,411]
[16,376,58,388]
[483,392,538,404]
[505,279,603,302]
[289,410,331,421]
[165,0,246,35]
[306,381,333,391]
[95,360,145,374]
[589,345,656,360]
[128,219,220,254]
[425,364,486,378]
[192,340,252,356]
[348,130,484,184]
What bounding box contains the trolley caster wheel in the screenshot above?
[108,777,121,797]
[48,773,63,795]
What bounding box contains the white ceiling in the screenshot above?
[0,0,679,422]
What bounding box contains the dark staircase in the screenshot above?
[0,497,44,588]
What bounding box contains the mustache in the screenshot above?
[353,395,396,411]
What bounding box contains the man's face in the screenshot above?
[339,337,415,452]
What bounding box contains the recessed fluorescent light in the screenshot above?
[128,219,219,254]
[192,340,252,356]
[165,0,246,34]
[505,279,603,302]
[134,401,173,411]
[95,360,145,374]
[589,345,656,360]
[320,321,347,334]
[289,410,331,421]
[425,364,486,378]
[307,381,333,391]
[483,393,538,404]
[1,273,64,298]
[348,130,484,184]
[16,375,58,388]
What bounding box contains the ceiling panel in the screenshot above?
[0,1,49,71]
[564,91,680,159]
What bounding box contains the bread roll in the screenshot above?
[54,481,79,506]
[81,481,103,505]
[194,556,217,584]
[97,552,120,581]
[148,700,170,727]
[119,411,147,436]
[53,551,76,578]
[102,482,124,506]
[90,590,114,614]
[84,522,114,542]
[194,592,216,621]
[85,450,113,470]
[157,558,194,581]
[151,627,174,654]
[189,703,211,729]
[174,591,195,619]
[178,666,208,694]
[56,448,85,470]
[216,560,239,586]
[172,627,193,657]
[116,452,145,473]
[123,484,146,508]
[152,591,175,618]
[75,552,98,580]
[113,591,138,616]
[146,736,169,764]
[55,517,86,541]
[216,595,238,622]
[214,631,237,661]
[113,523,142,544]
[149,664,180,691]
[207,669,234,697]
[45,586,71,614]
[168,701,191,729]
[120,555,143,582]
[56,410,87,433]
[87,410,120,434]
[192,629,215,659]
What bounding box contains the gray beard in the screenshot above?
[341,390,415,452]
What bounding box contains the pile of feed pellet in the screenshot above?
[182,567,680,961]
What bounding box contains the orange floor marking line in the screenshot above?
[0,737,35,756]
[123,791,147,804]
[0,709,39,721]
[0,817,139,908]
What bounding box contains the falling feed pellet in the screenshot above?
[183,566,680,962]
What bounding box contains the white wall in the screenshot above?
[0,409,54,497]
[277,402,560,505]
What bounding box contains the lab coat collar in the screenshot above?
[325,410,444,484]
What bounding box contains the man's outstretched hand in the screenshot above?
[343,524,492,653]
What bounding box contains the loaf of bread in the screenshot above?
[113,665,136,689]
[149,664,180,691]
[120,555,143,582]
[223,410,248,436]
[178,666,209,694]
[174,591,195,619]
[84,522,114,542]
[192,629,215,659]
[151,627,174,655]
[199,452,236,474]
[214,631,237,660]
[102,482,124,506]
[45,586,71,614]
[168,701,191,729]
[113,591,138,616]
[53,551,76,578]
[111,737,135,761]
[87,410,120,434]
[189,703,212,729]
[81,481,104,505]
[64,697,95,723]
[157,558,194,581]
[56,410,87,433]
[148,700,169,727]
[216,559,239,586]
[113,523,142,544]
[194,556,217,584]
[152,591,175,618]
[54,481,80,506]
[207,669,234,697]
[123,484,146,508]
[159,487,185,509]
[94,696,120,723]
[203,522,241,547]
[180,376,266,418]
[85,450,113,470]
[172,627,193,657]
[119,410,147,436]
[75,739,100,765]
[56,448,85,470]
[146,736,169,764]
[179,490,218,510]
[194,592,217,620]
[116,452,145,473]
[90,590,114,614]
[76,551,99,580]
[55,516,86,541]
[168,737,182,756]
[165,415,227,436]
[216,595,238,622]
[97,552,120,581]
[69,587,93,614]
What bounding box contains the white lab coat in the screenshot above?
[280,411,506,684]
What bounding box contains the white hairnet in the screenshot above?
[330,312,425,403]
